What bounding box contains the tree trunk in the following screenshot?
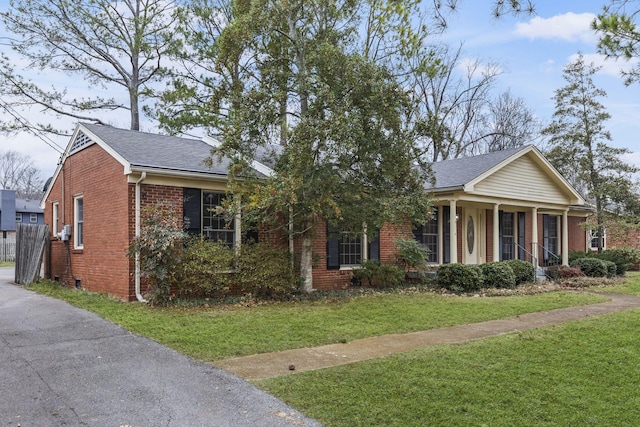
[300,231,314,292]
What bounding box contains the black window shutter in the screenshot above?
[369,233,380,262]
[327,226,340,270]
[183,188,201,235]
[413,225,423,244]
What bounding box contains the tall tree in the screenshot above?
[158,0,433,292]
[542,54,639,253]
[0,0,178,133]
[408,44,536,162]
[481,89,541,153]
[0,151,44,200]
[593,0,640,86]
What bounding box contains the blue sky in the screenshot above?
[3,0,640,179]
[439,0,640,167]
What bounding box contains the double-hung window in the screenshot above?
[327,225,379,269]
[183,188,237,247]
[15,213,22,223]
[499,211,515,261]
[74,196,84,249]
[30,213,38,223]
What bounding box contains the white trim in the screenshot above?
[73,195,84,249]
[52,202,59,236]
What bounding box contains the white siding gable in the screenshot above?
[471,154,570,204]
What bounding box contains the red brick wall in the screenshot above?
[568,216,586,252]
[44,144,132,300]
[309,220,411,290]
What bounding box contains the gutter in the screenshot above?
[134,172,147,302]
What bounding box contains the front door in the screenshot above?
[464,208,484,264]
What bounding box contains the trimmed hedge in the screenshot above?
[570,257,608,278]
[481,262,516,289]
[437,264,483,293]
[504,259,535,285]
[602,260,617,278]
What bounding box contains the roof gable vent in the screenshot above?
[70,131,94,153]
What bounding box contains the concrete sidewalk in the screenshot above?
[216,292,640,381]
[0,267,321,427]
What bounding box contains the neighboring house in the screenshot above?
[42,123,592,300]
[1,189,45,236]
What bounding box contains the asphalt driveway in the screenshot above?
[0,267,321,427]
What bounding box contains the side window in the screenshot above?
[53,202,59,235]
[16,213,22,223]
[74,196,84,249]
[30,213,38,223]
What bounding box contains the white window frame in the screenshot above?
[74,195,84,249]
[15,213,22,223]
[52,202,59,236]
[30,213,38,223]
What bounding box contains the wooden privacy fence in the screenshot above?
[15,223,49,285]
[0,234,16,262]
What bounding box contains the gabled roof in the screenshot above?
[429,145,585,206]
[41,123,276,208]
[80,123,234,176]
[429,147,523,191]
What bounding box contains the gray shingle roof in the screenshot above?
[15,198,43,213]
[429,146,528,190]
[81,123,234,176]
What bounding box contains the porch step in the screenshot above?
[535,267,547,282]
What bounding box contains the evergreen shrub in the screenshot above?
[235,243,298,298]
[172,237,234,297]
[570,257,607,277]
[436,263,483,293]
[602,260,617,278]
[504,259,535,285]
[481,262,516,289]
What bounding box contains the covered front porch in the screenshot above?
[417,145,589,268]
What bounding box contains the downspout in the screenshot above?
[135,172,147,302]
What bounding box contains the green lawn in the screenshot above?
[258,308,640,426]
[28,281,604,362]
[27,275,640,426]
[256,273,640,426]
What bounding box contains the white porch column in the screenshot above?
[493,204,500,262]
[531,207,538,266]
[562,210,569,266]
[450,200,458,263]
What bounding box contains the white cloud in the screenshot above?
[514,12,598,44]
[567,52,639,78]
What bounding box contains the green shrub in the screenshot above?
[352,260,378,287]
[568,250,590,264]
[129,203,187,305]
[602,260,617,278]
[570,258,608,278]
[374,264,406,287]
[481,262,516,289]
[436,264,483,294]
[395,238,427,273]
[235,243,298,298]
[598,248,640,276]
[504,259,535,285]
[353,260,405,288]
[172,237,234,297]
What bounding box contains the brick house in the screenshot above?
[41,123,591,300]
